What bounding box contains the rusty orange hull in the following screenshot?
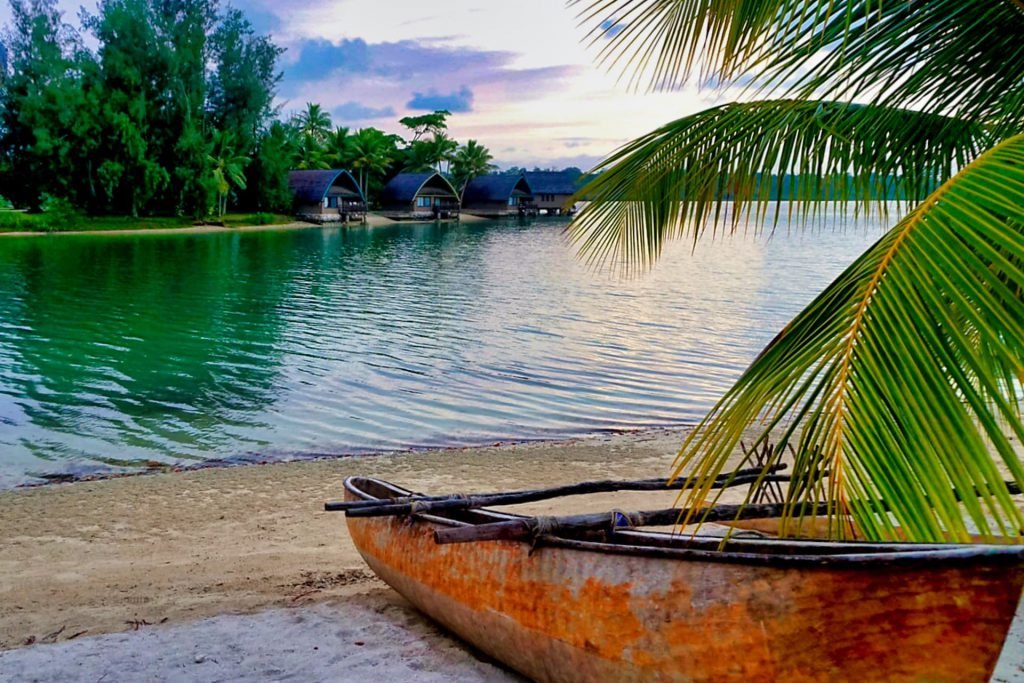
[343,477,1024,683]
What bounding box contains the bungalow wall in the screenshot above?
[297,191,366,223]
[464,195,536,217]
[380,195,460,220]
[533,193,575,213]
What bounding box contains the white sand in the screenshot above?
[0,590,1019,682]
[0,591,523,682]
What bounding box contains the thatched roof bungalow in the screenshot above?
[380,172,460,220]
[524,171,582,215]
[462,174,537,218]
[289,170,366,223]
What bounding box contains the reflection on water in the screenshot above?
[0,215,883,487]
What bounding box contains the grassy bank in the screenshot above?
[0,210,295,234]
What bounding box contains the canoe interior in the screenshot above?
[343,476,1024,563]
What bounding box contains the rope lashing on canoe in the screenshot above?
[410,494,473,515]
[528,516,561,554]
[535,516,559,537]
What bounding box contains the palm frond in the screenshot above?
[568,99,991,268]
[573,0,1024,131]
[670,133,1024,543]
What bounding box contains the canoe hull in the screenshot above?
[344,485,1024,682]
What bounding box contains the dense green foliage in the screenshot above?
[571,0,1024,543]
[0,0,579,223]
[0,0,283,217]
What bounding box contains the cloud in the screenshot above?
[239,4,283,34]
[285,38,506,85]
[406,86,474,113]
[333,101,396,121]
[282,37,577,97]
[285,38,372,84]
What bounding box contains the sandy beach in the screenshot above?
[1,213,488,237]
[0,429,1021,681]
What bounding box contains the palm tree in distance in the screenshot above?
[295,102,332,143]
[570,0,1024,543]
[294,132,328,170]
[451,139,497,192]
[348,127,399,197]
[207,130,249,218]
[425,132,459,175]
[325,126,352,169]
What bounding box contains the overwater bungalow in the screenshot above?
[524,171,581,215]
[289,169,367,223]
[461,174,537,218]
[379,172,461,220]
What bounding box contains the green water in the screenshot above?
[0,218,881,487]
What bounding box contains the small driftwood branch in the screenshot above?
[334,469,791,518]
[433,502,832,545]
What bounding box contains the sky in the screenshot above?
[0,1,726,170]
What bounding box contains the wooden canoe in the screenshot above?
[342,476,1024,683]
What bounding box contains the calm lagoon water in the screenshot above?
[0,215,884,487]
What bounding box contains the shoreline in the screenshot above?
[8,426,688,491]
[0,211,500,238]
[0,220,321,239]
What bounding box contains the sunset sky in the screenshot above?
[1,1,726,169]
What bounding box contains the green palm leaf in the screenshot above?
[569,100,991,268]
[671,133,1024,542]
[573,1,1024,130]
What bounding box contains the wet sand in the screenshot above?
[0,429,1021,680]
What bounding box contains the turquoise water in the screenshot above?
[0,216,882,487]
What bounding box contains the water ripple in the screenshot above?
[0,214,883,487]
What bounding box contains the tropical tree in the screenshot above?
[245,120,295,213]
[348,127,399,196]
[294,131,328,170]
[400,140,438,173]
[451,139,496,191]
[570,0,1024,543]
[399,109,451,142]
[207,130,248,218]
[325,126,352,169]
[424,132,458,175]
[295,102,331,142]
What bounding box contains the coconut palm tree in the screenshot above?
[207,130,249,218]
[451,139,497,192]
[570,0,1024,543]
[295,102,332,143]
[425,132,459,175]
[294,132,329,170]
[348,127,400,197]
[401,140,438,173]
[325,126,352,169]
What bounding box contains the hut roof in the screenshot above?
[381,172,459,204]
[288,170,365,204]
[524,171,582,196]
[462,175,533,204]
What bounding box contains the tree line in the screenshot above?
[0,0,512,219]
